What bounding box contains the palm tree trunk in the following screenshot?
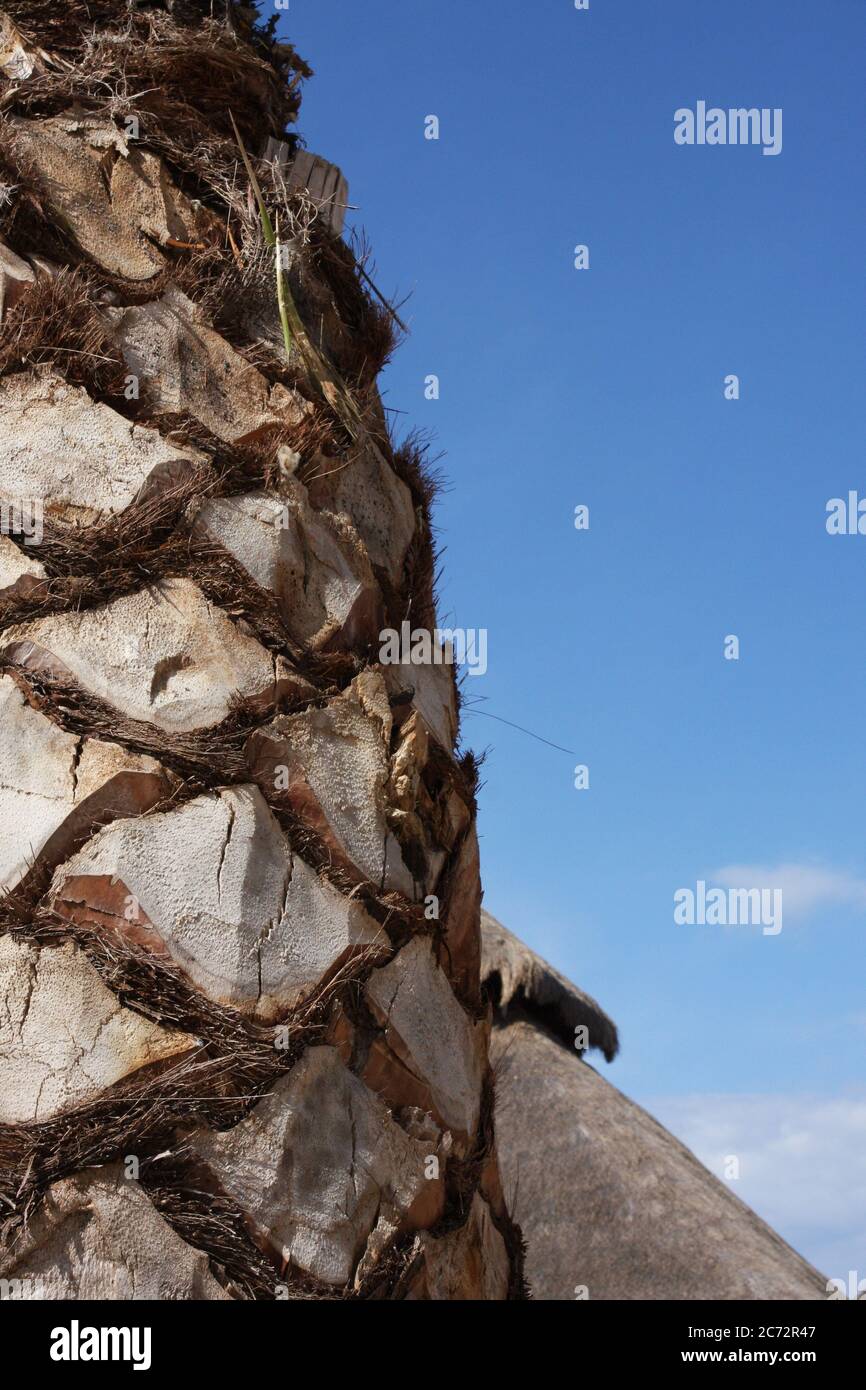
[0,0,522,1300]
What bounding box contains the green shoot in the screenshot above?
[228,110,389,464]
[229,110,275,246]
[273,214,293,360]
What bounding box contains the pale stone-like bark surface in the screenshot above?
[0,1165,230,1300]
[0,937,193,1123]
[382,659,458,753]
[195,484,380,650]
[0,13,37,82]
[364,936,486,1146]
[0,534,44,598]
[0,1,515,1302]
[439,824,483,1007]
[191,1045,445,1286]
[249,672,416,896]
[0,673,176,892]
[51,786,386,1020]
[0,237,35,320]
[108,287,309,444]
[4,578,299,732]
[307,447,416,587]
[9,112,215,281]
[0,371,207,526]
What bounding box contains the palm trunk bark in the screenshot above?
[0,0,522,1300]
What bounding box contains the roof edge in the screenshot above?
[480,910,619,1063]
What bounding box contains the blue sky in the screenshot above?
[277,0,865,1280]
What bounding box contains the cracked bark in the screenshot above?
[0,0,524,1301]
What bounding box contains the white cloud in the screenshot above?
[711,862,866,921]
[649,1090,866,1286]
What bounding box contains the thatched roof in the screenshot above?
[481,913,827,1301]
[480,911,619,1062]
